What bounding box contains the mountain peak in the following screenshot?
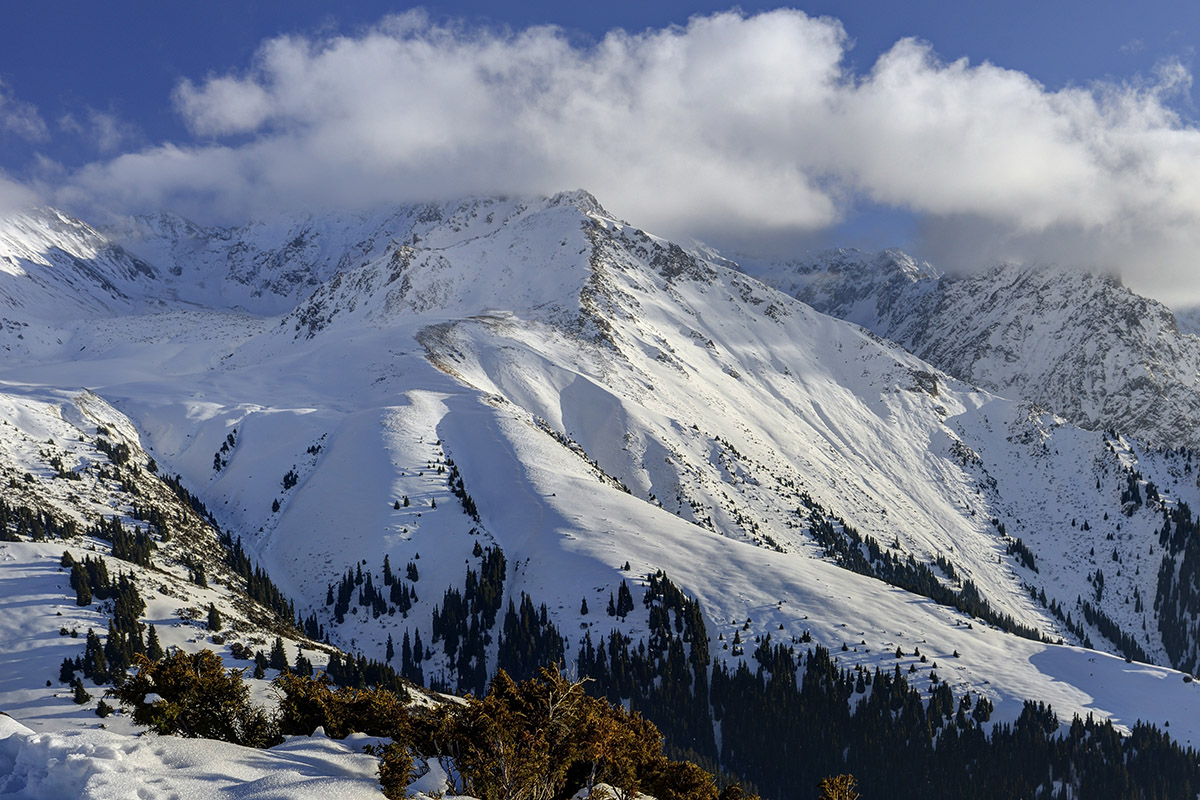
[772,253,1200,448]
[546,188,613,219]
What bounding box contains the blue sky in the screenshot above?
[3,2,1200,301]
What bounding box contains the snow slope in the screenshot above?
[745,250,1200,451]
[1,193,1200,782]
[0,714,385,799]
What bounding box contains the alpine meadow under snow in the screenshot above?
[4,192,1200,797]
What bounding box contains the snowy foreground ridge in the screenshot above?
[4,192,1200,795]
[0,715,386,799]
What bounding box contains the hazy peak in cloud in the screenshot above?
[0,172,39,215]
[46,8,1200,304]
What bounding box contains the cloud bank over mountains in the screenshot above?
[10,9,1200,302]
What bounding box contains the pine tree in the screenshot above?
[269,636,288,671]
[85,629,108,684]
[72,677,91,704]
[207,603,223,632]
[71,563,91,606]
[386,633,395,662]
[146,624,164,661]
[616,580,634,617]
[581,597,589,615]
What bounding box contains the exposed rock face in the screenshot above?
[749,250,1200,449]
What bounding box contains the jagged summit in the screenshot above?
[0,206,159,321]
[750,251,1200,449]
[108,192,620,316]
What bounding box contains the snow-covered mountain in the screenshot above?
[107,196,578,315]
[5,194,1200,796]
[745,250,1200,451]
[0,208,166,365]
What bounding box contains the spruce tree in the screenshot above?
[269,636,288,671]
[616,580,634,617]
[207,603,223,632]
[146,624,164,661]
[71,563,91,606]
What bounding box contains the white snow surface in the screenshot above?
[0,714,385,799]
[744,249,1200,451]
[3,193,1200,792]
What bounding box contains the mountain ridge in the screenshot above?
[743,250,1200,451]
[4,193,1200,796]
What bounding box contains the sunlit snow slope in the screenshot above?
[2,193,1200,748]
[745,250,1200,451]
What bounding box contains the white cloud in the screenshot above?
[59,108,139,153]
[47,9,1200,303]
[174,76,273,137]
[0,80,47,142]
[54,10,853,233]
[0,171,39,214]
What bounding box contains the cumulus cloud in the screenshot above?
[47,9,1200,303]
